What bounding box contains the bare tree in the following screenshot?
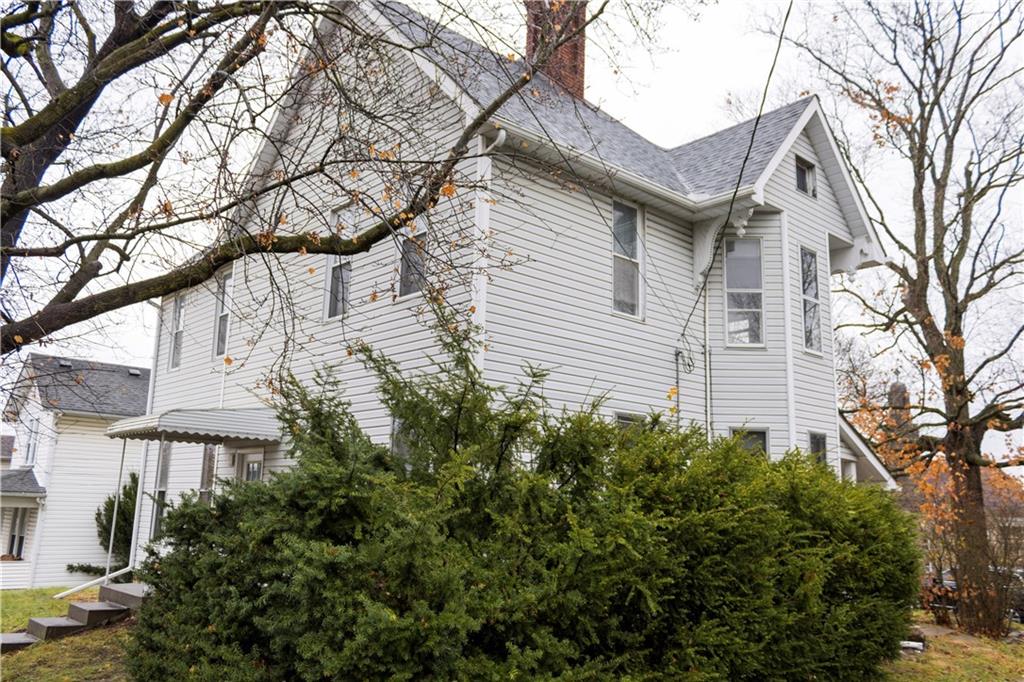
[783,0,1024,635]
[0,0,657,355]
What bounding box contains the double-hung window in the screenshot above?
[724,239,763,345]
[399,223,428,297]
[325,257,352,319]
[214,272,232,356]
[152,441,172,536]
[6,508,28,558]
[731,427,768,454]
[169,296,184,369]
[809,432,827,464]
[796,157,817,197]
[199,444,217,505]
[801,248,822,352]
[612,201,641,316]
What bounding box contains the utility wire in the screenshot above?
[677,0,794,343]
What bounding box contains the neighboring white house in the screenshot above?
[1,354,149,589]
[104,1,897,569]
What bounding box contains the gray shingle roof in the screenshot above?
[16,354,150,418]
[1,468,45,496]
[376,1,813,199]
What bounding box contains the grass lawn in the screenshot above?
[1,585,100,632]
[1,621,131,682]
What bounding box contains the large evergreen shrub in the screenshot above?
[128,322,919,680]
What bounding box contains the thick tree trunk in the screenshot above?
[948,438,1005,636]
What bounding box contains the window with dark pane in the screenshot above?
[152,441,172,536]
[801,247,821,351]
[809,432,827,464]
[399,228,427,296]
[612,201,641,316]
[169,296,184,369]
[214,272,232,356]
[796,157,816,196]
[725,239,763,344]
[327,259,351,319]
[199,444,217,505]
[732,428,768,454]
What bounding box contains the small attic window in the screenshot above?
[128,368,142,377]
[58,359,73,368]
[796,157,817,197]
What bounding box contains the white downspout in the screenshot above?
[128,301,162,570]
[703,294,712,440]
[779,211,797,449]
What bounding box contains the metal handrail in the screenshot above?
[53,565,131,600]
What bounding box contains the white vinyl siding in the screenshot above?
[801,247,822,352]
[724,238,764,345]
[611,201,642,317]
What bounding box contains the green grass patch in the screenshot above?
[1,586,100,632]
[1,621,130,682]
[882,632,1024,681]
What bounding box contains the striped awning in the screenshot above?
[106,408,281,444]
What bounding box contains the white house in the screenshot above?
[102,1,897,570]
[1,354,149,589]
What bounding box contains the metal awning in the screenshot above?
[106,407,281,444]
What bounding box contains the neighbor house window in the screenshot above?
[801,247,822,352]
[796,157,816,197]
[809,432,827,464]
[615,413,643,429]
[152,441,172,536]
[325,258,352,319]
[731,427,768,454]
[214,272,232,356]
[199,444,217,505]
[7,508,28,559]
[612,201,641,316]
[842,459,857,482]
[398,223,428,297]
[169,296,184,369]
[724,239,763,345]
[24,416,39,465]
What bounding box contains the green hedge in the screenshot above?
[128,328,918,681]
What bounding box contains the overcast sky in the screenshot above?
[29,0,1021,460]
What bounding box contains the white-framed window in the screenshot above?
[152,441,172,536]
[7,508,29,559]
[169,295,185,369]
[214,271,233,357]
[398,221,428,297]
[612,200,642,317]
[796,156,816,197]
[801,247,822,353]
[731,427,768,454]
[199,444,217,505]
[841,459,857,482]
[724,238,763,345]
[239,449,264,482]
[809,431,827,464]
[324,257,352,320]
[24,415,39,465]
[615,412,643,429]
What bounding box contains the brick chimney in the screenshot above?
[525,1,587,99]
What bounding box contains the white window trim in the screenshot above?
[23,415,39,465]
[796,156,817,198]
[237,447,265,482]
[730,425,771,454]
[610,198,645,321]
[800,246,824,356]
[213,267,234,359]
[322,255,353,321]
[394,219,430,303]
[723,237,765,348]
[168,295,185,371]
[614,412,644,428]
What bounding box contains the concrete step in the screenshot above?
[98,582,149,610]
[67,601,130,627]
[0,631,39,653]
[26,616,86,641]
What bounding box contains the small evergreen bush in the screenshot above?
[128,322,918,680]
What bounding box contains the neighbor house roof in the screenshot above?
[0,468,45,497]
[4,354,150,420]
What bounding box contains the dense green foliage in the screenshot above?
[128,325,919,680]
[67,471,137,579]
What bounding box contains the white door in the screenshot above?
[237,447,264,482]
